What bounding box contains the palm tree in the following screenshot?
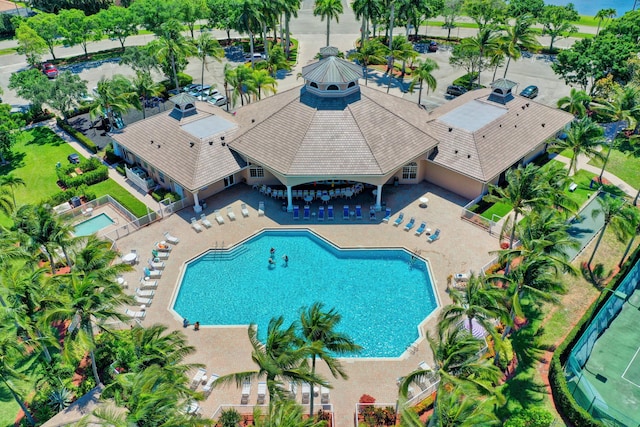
[299,302,362,416]
[408,58,439,106]
[549,117,606,176]
[227,65,256,107]
[460,27,500,87]
[194,32,225,99]
[0,326,37,425]
[251,69,277,100]
[483,163,547,248]
[263,44,289,77]
[557,88,591,118]
[148,19,197,91]
[352,0,381,48]
[132,71,163,120]
[90,75,139,132]
[595,8,616,35]
[499,19,539,79]
[214,317,327,401]
[235,0,263,68]
[281,0,302,58]
[0,174,25,208]
[431,386,501,426]
[587,193,636,268]
[384,35,417,93]
[72,235,132,279]
[0,188,14,217]
[129,324,199,371]
[590,85,640,131]
[313,0,343,47]
[348,38,386,86]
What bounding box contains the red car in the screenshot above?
[41,62,58,78]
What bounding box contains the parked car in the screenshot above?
[67,153,80,164]
[189,84,211,99]
[41,62,58,78]
[207,94,228,107]
[446,85,468,97]
[520,85,539,99]
[181,84,200,95]
[10,104,31,114]
[245,52,265,62]
[428,41,438,52]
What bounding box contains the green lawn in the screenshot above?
[90,180,149,218]
[480,201,511,221]
[587,147,640,190]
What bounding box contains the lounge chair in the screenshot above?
[200,213,212,228]
[301,382,310,404]
[164,232,179,244]
[136,288,155,297]
[148,258,165,270]
[139,277,158,289]
[381,208,392,223]
[427,228,441,242]
[327,205,334,220]
[303,205,310,220]
[292,205,300,220]
[343,205,350,220]
[257,381,267,404]
[258,201,265,216]
[369,207,376,220]
[151,249,169,260]
[191,368,206,389]
[393,212,405,226]
[155,242,171,252]
[135,295,152,306]
[287,382,297,399]
[124,308,145,319]
[404,217,416,231]
[241,203,249,217]
[190,217,203,232]
[227,206,236,221]
[203,374,219,397]
[321,386,330,404]
[241,379,251,405]
[143,267,162,279]
[415,221,427,236]
[318,206,325,221]
[355,205,363,220]
[214,209,225,225]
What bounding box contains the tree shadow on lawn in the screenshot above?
[0,152,26,175]
[24,127,66,147]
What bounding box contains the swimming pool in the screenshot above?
[73,213,115,236]
[173,229,439,358]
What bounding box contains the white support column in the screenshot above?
[193,192,202,213]
[286,186,293,212]
[375,184,382,211]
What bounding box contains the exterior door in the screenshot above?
[224,175,235,187]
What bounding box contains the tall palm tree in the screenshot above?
[549,117,606,176]
[263,44,289,77]
[282,0,302,58]
[0,174,25,209]
[348,38,386,86]
[595,8,616,35]
[460,26,500,87]
[226,65,256,107]
[131,71,163,120]
[235,0,263,68]
[194,32,225,99]
[557,88,591,118]
[587,193,636,268]
[250,69,277,100]
[313,0,344,47]
[129,324,199,371]
[0,325,37,425]
[431,386,501,426]
[214,317,327,401]
[499,19,539,79]
[90,75,139,132]
[299,302,362,416]
[590,84,640,131]
[148,19,197,91]
[483,163,547,248]
[384,35,417,93]
[408,58,439,106]
[352,0,381,48]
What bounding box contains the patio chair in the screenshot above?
[355,205,363,220]
[135,295,152,306]
[241,379,251,405]
[151,249,169,260]
[393,212,405,227]
[369,207,376,220]
[227,206,236,221]
[427,228,441,242]
[143,267,162,279]
[404,217,416,231]
[200,213,212,228]
[148,258,165,270]
[301,382,310,405]
[257,382,267,404]
[214,209,225,225]
[258,201,265,216]
[164,232,180,244]
[139,277,158,289]
[241,203,249,217]
[136,288,155,298]
[203,374,219,397]
[318,206,325,221]
[327,205,335,220]
[155,242,172,252]
[381,208,392,223]
[190,217,203,232]
[124,308,145,319]
[292,205,300,220]
[303,205,310,220]
[415,221,427,236]
[190,368,206,389]
[321,386,330,404]
[343,205,350,220]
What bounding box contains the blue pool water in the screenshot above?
[546,0,634,16]
[73,213,115,236]
[173,229,438,358]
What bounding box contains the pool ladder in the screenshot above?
[205,243,249,261]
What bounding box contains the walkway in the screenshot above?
[554,154,637,199]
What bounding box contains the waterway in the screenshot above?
[546,0,636,16]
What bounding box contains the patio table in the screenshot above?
[303,195,314,203]
[321,195,330,204]
[122,253,137,264]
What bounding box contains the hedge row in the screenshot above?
[57,157,109,188]
[56,118,98,154]
[550,245,640,426]
[44,185,96,207]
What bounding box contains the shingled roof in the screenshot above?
[228,85,438,178]
[301,55,363,84]
[425,88,574,182]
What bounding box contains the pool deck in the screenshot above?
[113,182,499,426]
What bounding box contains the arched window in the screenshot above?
[327,84,339,90]
[402,162,418,180]
[185,103,195,110]
[347,82,355,88]
[310,82,318,88]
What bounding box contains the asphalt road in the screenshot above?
[0,0,588,109]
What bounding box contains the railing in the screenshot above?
[159,197,191,217]
[125,166,155,192]
[211,403,334,427]
[460,195,499,235]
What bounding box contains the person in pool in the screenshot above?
[269,257,276,266]
[282,255,289,265]
[270,247,276,255]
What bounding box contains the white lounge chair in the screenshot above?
[191,217,203,232]
[258,201,265,216]
[214,209,225,225]
[241,203,249,217]
[148,258,165,270]
[164,232,180,244]
[203,374,219,397]
[301,382,310,404]
[287,382,297,399]
[227,206,236,221]
[257,381,267,404]
[136,288,155,297]
[143,267,162,279]
[200,213,212,228]
[135,295,152,306]
[321,386,330,404]
[191,368,206,389]
[241,379,251,404]
[139,278,158,289]
[124,308,145,319]
[151,249,169,260]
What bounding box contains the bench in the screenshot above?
[569,182,578,192]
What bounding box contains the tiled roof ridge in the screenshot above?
[345,99,384,174]
[286,103,318,175]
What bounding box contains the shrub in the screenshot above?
[44,184,96,207]
[56,157,109,188]
[359,394,376,404]
[115,164,126,176]
[219,408,242,427]
[64,105,91,119]
[496,337,514,371]
[453,72,479,89]
[412,392,436,415]
[103,143,122,164]
[160,72,193,91]
[504,407,555,427]
[56,118,99,154]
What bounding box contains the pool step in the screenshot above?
[204,244,250,261]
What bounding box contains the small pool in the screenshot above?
[173,229,439,358]
[73,213,115,236]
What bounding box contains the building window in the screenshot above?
[249,165,264,178]
[310,82,318,88]
[402,162,417,180]
[347,82,355,88]
[158,172,165,183]
[327,84,339,90]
